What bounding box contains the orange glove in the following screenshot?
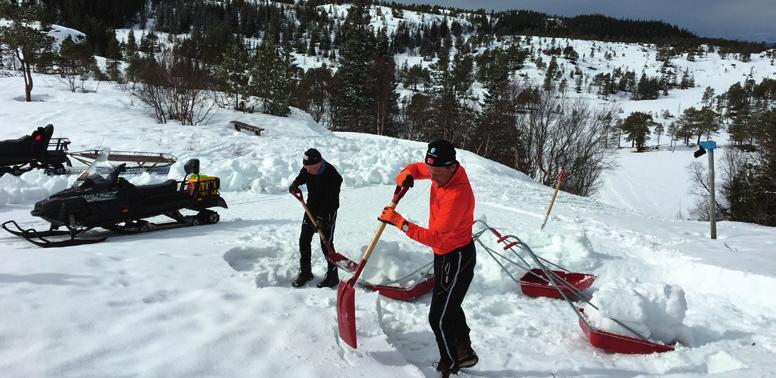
[395,169,414,187]
[378,206,408,231]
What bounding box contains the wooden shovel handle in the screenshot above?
[348,185,411,283]
[359,184,409,262]
[541,169,566,230]
[291,190,331,245]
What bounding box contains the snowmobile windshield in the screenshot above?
[77,174,107,188]
[73,148,111,188]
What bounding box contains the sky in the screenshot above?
[393,0,776,43]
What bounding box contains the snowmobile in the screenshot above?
[2,159,228,248]
[0,124,71,177]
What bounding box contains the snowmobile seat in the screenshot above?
[30,125,54,156]
[136,179,179,198]
[0,135,33,157]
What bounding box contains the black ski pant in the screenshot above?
[298,211,337,275]
[429,240,476,369]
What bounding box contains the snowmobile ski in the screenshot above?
[2,220,106,248]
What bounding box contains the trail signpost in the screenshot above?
[694,140,717,239]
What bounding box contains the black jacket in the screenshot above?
[291,160,342,216]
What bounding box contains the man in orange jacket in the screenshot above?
[378,140,477,377]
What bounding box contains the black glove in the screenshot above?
[395,169,414,188]
[289,184,299,194]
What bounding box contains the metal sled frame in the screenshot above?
[475,220,674,354]
[68,150,176,174]
[473,222,595,301]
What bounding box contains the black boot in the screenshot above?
[316,269,339,288]
[456,335,478,368]
[435,360,458,378]
[292,270,314,288]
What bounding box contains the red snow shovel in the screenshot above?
[337,184,410,348]
[291,189,358,272]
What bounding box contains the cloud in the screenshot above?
[392,0,776,42]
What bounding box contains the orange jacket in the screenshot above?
[402,163,475,255]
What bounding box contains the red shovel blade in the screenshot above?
[337,279,357,348]
[336,185,410,349]
[325,247,358,273]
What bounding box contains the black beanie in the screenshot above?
[303,148,322,165]
[425,140,456,167]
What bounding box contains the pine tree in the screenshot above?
[372,27,398,136]
[430,37,455,140]
[0,0,54,102]
[330,0,375,132]
[702,86,715,109]
[621,112,655,151]
[403,64,430,92]
[654,122,665,145]
[296,66,332,123]
[267,48,297,116]
[250,38,296,116]
[543,56,558,91]
[216,38,250,110]
[562,45,579,61]
[307,28,319,56]
[476,49,519,167]
[57,36,96,92]
[679,107,721,145]
[125,30,137,57]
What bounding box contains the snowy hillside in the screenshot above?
[2,73,776,377]
[110,1,776,220]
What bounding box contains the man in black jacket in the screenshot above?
[288,148,343,288]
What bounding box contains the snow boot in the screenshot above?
[316,269,339,288]
[292,271,314,288]
[456,335,478,368]
[434,360,458,378]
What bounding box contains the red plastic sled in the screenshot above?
[577,309,675,354]
[362,276,435,301]
[520,268,595,299]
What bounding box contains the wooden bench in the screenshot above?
[230,120,265,136]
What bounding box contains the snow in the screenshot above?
[595,145,729,220]
[0,21,85,48]
[585,279,689,345]
[3,27,776,375]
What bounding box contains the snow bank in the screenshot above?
[584,278,689,345]
[359,240,432,287]
[0,171,68,205]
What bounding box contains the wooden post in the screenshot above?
[541,169,566,230]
